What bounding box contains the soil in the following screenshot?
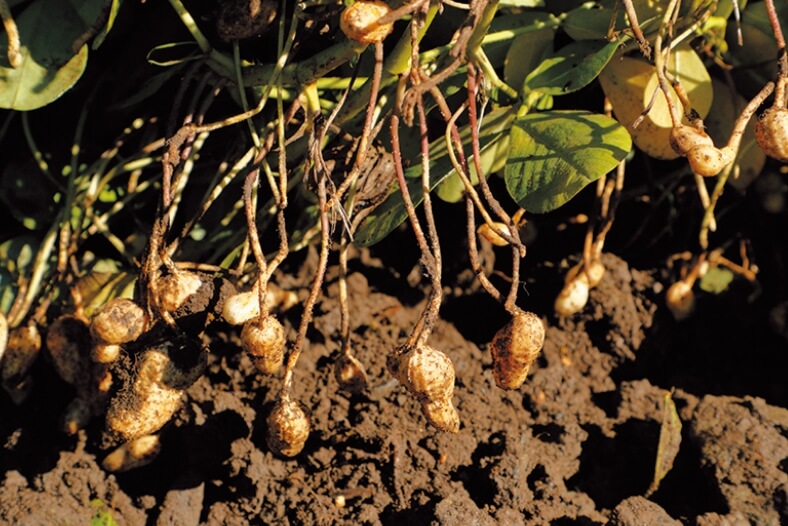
[1,230,787,525]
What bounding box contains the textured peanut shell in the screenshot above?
[266,399,310,457]
[223,284,298,325]
[90,298,147,345]
[340,0,393,44]
[241,316,285,375]
[158,271,203,313]
[756,108,788,162]
[105,346,183,441]
[666,280,695,321]
[388,344,460,432]
[489,312,545,390]
[555,272,590,317]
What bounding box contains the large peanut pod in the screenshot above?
[489,311,545,390]
[105,339,206,441]
[340,0,393,45]
[223,283,298,326]
[387,345,460,433]
[266,398,310,457]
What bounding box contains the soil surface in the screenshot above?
[1,233,787,525]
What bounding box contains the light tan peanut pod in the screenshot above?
[666,280,695,321]
[1,322,42,386]
[46,315,90,385]
[266,398,310,457]
[241,316,285,375]
[555,271,590,317]
[756,108,788,162]
[158,271,203,313]
[90,298,148,345]
[102,434,162,473]
[0,311,8,365]
[334,353,368,393]
[105,344,183,442]
[489,311,545,390]
[340,0,393,44]
[387,344,460,433]
[223,283,298,325]
[91,343,121,364]
[477,222,512,247]
[586,259,606,288]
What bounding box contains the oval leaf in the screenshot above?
[523,39,620,96]
[504,110,632,213]
[0,0,103,110]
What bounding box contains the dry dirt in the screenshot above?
[1,241,787,525]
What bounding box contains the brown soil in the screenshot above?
[1,243,787,525]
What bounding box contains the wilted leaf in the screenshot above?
[0,0,104,110]
[504,110,631,213]
[524,39,620,96]
[645,390,682,497]
[599,46,712,159]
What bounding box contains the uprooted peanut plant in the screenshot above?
[0,0,785,470]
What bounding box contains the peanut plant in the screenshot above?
[0,0,785,469]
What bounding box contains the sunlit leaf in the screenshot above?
[0,0,103,110]
[599,46,712,160]
[505,110,631,213]
[504,26,554,93]
[524,39,620,96]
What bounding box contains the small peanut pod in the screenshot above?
[1,322,42,387]
[555,270,590,317]
[90,298,148,363]
[102,434,162,473]
[387,345,460,433]
[157,271,203,313]
[241,316,286,375]
[477,222,512,247]
[223,283,298,326]
[105,339,206,442]
[665,280,695,321]
[756,108,788,162]
[340,0,393,44]
[334,353,368,393]
[489,311,545,390]
[266,398,310,457]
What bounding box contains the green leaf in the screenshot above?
[0,0,103,110]
[699,267,735,294]
[90,499,119,526]
[505,110,631,213]
[503,26,554,92]
[524,39,621,96]
[354,108,516,247]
